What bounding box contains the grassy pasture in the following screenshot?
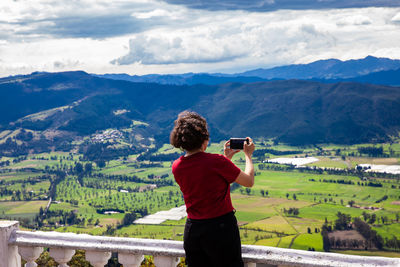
[117,224,185,240]
[245,215,297,235]
[1,140,400,257]
[0,171,46,181]
[373,223,400,239]
[255,236,281,246]
[0,200,47,221]
[291,233,323,251]
[277,235,296,248]
[299,204,365,221]
[6,180,50,192]
[286,216,321,234]
[235,210,271,224]
[5,200,48,214]
[55,225,105,235]
[306,157,348,169]
[0,201,23,214]
[349,157,400,167]
[156,144,181,155]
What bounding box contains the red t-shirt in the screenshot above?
[172,152,241,220]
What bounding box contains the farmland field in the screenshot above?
[1,141,400,258]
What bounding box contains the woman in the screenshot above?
[170,111,255,267]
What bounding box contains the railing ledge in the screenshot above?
[9,230,185,257]
[5,228,400,267]
[241,244,400,266]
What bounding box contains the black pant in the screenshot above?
[184,211,244,267]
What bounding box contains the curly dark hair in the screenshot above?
[170,111,209,151]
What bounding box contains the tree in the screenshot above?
[122,212,137,226]
[75,162,83,174]
[286,193,289,199]
[96,160,106,168]
[322,228,330,252]
[369,214,376,224]
[293,194,297,200]
[362,211,370,222]
[260,189,265,197]
[348,200,355,207]
[245,188,251,195]
[84,162,93,174]
[307,227,311,234]
[293,208,299,216]
[334,212,351,230]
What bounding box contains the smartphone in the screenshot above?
[230,138,249,150]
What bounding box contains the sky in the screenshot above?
[1,0,400,77]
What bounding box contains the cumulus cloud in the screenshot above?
[111,33,247,65]
[112,8,391,67]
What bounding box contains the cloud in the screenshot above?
[132,8,182,19]
[1,1,400,77]
[109,7,400,70]
[336,15,372,26]
[0,0,173,40]
[111,34,247,65]
[16,15,156,39]
[53,60,81,69]
[163,0,400,11]
[391,12,400,23]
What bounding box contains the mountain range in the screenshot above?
[96,56,400,86]
[1,69,400,147]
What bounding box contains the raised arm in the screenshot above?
[234,137,255,187]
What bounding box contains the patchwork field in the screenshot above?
[1,142,400,257]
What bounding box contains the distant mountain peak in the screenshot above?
[93,56,400,86]
[238,55,400,80]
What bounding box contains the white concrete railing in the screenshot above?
[2,221,400,267]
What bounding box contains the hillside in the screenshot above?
[319,68,400,87]
[1,71,400,148]
[96,73,267,86]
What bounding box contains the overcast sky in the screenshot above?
[1,0,400,77]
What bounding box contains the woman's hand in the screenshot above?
[243,137,255,158]
[224,140,240,160]
[235,137,255,187]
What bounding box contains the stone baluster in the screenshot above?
[153,255,179,267]
[85,251,111,267]
[18,246,43,267]
[118,253,144,267]
[0,220,21,267]
[50,248,75,267]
